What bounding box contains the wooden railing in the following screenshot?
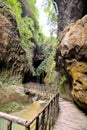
[0,93,59,130]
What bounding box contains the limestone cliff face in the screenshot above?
[56,15,87,111]
[54,0,87,33]
[0,6,30,80]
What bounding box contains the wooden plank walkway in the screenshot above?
[53,97,87,130]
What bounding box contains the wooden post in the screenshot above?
[52,97,55,126]
[25,126,30,130]
[36,116,39,130]
[44,106,49,130]
[7,121,12,130]
[41,110,45,130]
[49,104,51,130]
[51,100,54,126]
[56,94,59,114]
[53,97,56,124]
[0,93,59,130]
[55,94,58,115]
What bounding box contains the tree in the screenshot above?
[42,0,58,36]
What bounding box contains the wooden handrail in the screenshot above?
[26,93,59,126]
[0,112,27,126]
[0,93,59,130]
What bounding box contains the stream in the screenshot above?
[0,82,49,130]
[0,101,44,130]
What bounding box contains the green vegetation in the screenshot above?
[22,0,39,27]
[0,0,58,86]
[0,77,15,85]
[0,102,24,113]
[36,37,58,85]
[45,38,58,84]
[42,0,57,36]
[1,0,43,72]
[0,86,4,91]
[58,76,66,93]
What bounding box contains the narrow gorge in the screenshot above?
[0,0,87,130]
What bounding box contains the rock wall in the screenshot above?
[0,6,30,81]
[56,15,87,111]
[54,0,87,33]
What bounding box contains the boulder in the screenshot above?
[56,15,87,111]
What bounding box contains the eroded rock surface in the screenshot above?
[54,0,87,33]
[0,6,30,80]
[56,15,87,111]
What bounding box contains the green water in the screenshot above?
[0,119,7,130]
[0,101,42,130]
[0,120,25,130]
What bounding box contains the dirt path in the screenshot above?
[53,97,87,130]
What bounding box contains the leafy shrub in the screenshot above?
[36,37,58,84]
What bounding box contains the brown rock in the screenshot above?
[0,6,30,81]
[54,0,87,33]
[56,15,87,111]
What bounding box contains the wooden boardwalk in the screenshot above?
[53,97,87,130]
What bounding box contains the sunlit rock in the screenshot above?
[56,15,87,111]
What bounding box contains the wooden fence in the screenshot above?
[0,93,59,130]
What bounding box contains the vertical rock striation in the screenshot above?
[54,0,87,33]
[0,6,30,81]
